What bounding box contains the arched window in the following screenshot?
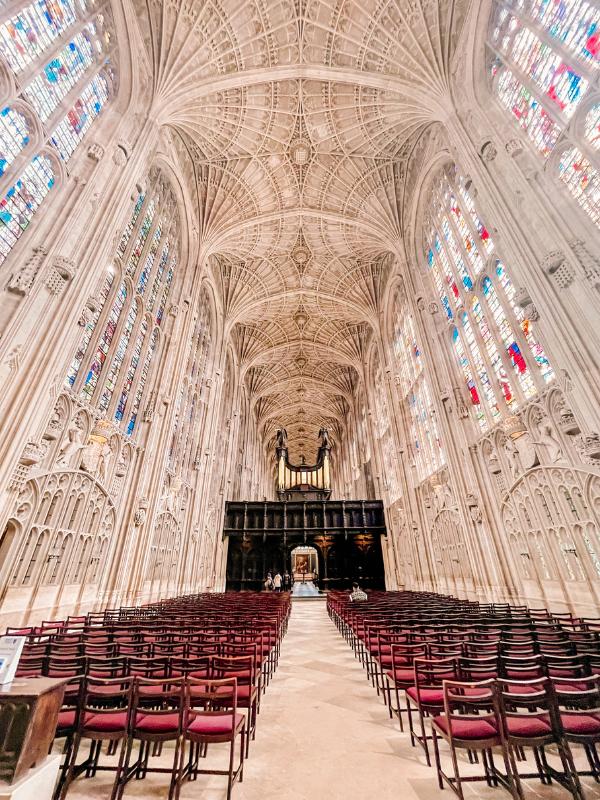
[0,0,116,266]
[426,165,553,430]
[64,171,180,436]
[487,0,600,223]
[392,291,444,480]
[167,297,213,480]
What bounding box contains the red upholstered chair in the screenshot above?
[459,655,499,684]
[222,640,264,705]
[497,678,584,799]
[174,677,245,800]
[53,675,85,800]
[384,642,428,728]
[499,654,547,692]
[552,675,600,781]
[373,631,410,697]
[406,656,459,765]
[117,676,186,796]
[212,654,259,756]
[15,647,46,677]
[62,676,135,800]
[431,679,519,800]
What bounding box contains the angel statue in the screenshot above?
[318,427,331,449]
[276,428,288,449]
[56,426,85,469]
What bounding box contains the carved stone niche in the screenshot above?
[542,250,575,290]
[487,449,502,475]
[505,138,524,158]
[46,257,76,295]
[113,141,129,167]
[480,140,498,163]
[577,432,600,463]
[87,143,104,162]
[6,247,47,296]
[19,441,44,467]
[571,239,600,287]
[43,411,63,441]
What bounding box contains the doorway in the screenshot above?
[290,545,318,582]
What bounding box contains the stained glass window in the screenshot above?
[0,0,79,73]
[585,104,600,149]
[148,239,170,311]
[127,328,158,435]
[495,261,554,384]
[137,224,162,294]
[0,0,113,267]
[558,146,600,223]
[0,154,54,266]
[426,165,553,430]
[0,107,30,176]
[393,297,444,479]
[99,300,137,412]
[127,200,155,277]
[25,30,95,122]
[117,191,145,259]
[51,73,109,160]
[65,269,113,387]
[489,0,599,224]
[67,175,178,437]
[81,282,126,400]
[115,318,147,422]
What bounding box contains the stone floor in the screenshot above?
[64,602,600,800]
[290,581,320,597]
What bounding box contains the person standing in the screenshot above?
[283,571,291,591]
[264,572,273,592]
[273,572,282,592]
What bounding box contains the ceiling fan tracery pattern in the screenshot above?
[136,0,467,458]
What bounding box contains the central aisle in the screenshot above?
[236,599,439,800]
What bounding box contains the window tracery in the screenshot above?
[0,0,116,266]
[166,294,213,481]
[425,164,553,430]
[392,290,444,480]
[372,351,399,501]
[65,173,179,436]
[488,0,600,223]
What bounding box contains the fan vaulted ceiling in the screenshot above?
[135,0,466,461]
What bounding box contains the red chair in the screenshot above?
[431,679,519,800]
[384,642,428,728]
[174,677,245,800]
[497,677,584,799]
[553,675,600,781]
[53,675,85,800]
[212,654,259,756]
[118,676,186,796]
[406,656,459,765]
[62,676,135,800]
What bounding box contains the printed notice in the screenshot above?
[0,636,26,685]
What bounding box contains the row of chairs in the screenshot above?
[57,674,250,800]
[8,591,290,799]
[328,590,600,799]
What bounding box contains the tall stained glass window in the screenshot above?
[166,297,212,480]
[488,0,600,223]
[65,170,180,436]
[0,0,116,267]
[426,164,553,431]
[392,292,444,480]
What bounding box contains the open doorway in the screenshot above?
[290,545,320,596]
